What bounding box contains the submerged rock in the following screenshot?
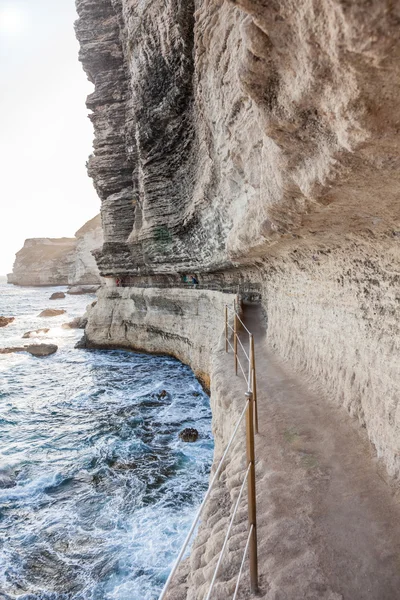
[0,316,15,327]
[22,328,50,339]
[67,285,99,295]
[0,344,58,357]
[50,291,66,300]
[38,309,66,318]
[179,428,199,443]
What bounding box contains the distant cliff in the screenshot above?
[7,215,103,286]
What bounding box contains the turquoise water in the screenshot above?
[0,284,213,599]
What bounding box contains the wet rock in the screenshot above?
[0,316,15,327]
[38,309,66,317]
[158,390,168,399]
[22,328,50,339]
[50,291,66,300]
[179,428,199,443]
[0,344,58,357]
[75,335,87,349]
[62,316,87,329]
[67,285,99,295]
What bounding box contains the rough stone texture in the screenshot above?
[7,238,76,286]
[67,284,100,295]
[76,0,400,479]
[7,215,103,286]
[75,1,400,595]
[70,215,104,284]
[0,344,58,357]
[85,287,237,388]
[38,309,66,318]
[0,317,15,328]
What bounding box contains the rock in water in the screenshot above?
[62,317,87,329]
[0,317,15,327]
[179,428,199,443]
[50,292,66,300]
[67,285,99,295]
[75,335,87,349]
[158,390,168,399]
[22,328,50,339]
[38,309,66,318]
[28,344,58,357]
[0,344,58,357]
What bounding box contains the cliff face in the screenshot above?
[8,215,103,286]
[76,1,400,478]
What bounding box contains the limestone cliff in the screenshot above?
[8,215,103,286]
[76,0,400,478]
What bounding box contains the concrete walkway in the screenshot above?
[239,302,400,600]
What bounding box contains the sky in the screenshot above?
[0,0,100,275]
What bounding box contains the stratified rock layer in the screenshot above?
[76,1,400,479]
[7,215,103,286]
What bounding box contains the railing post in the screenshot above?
[234,313,238,375]
[225,305,228,353]
[245,391,258,594]
[250,335,258,435]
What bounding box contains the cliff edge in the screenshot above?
[7,215,103,286]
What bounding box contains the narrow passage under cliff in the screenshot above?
[241,303,400,600]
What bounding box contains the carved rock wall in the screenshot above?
[76,1,400,475]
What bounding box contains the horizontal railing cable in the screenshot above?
[232,525,254,600]
[158,398,250,600]
[236,335,250,362]
[204,463,251,600]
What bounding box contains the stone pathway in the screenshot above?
[241,302,400,600]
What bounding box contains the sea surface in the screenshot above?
[0,283,213,600]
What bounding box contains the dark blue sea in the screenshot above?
[0,283,213,599]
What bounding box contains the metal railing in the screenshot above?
[158,302,259,600]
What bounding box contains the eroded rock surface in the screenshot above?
[7,215,103,286]
[0,344,58,357]
[38,309,66,318]
[0,317,15,328]
[75,2,400,597]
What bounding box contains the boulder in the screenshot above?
[62,316,87,329]
[50,292,66,300]
[67,285,99,295]
[22,328,50,339]
[0,317,15,328]
[0,344,58,357]
[179,428,199,443]
[28,344,58,357]
[75,335,87,349]
[38,309,66,318]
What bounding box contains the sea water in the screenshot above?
[0,282,213,599]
